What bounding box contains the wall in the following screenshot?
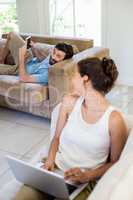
[16,0,50,35]
[102,0,133,86]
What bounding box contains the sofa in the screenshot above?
[0,33,109,119]
[0,104,133,200]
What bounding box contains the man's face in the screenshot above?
[49,48,66,65]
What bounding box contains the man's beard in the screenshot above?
[49,56,57,65]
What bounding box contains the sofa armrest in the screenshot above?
[48,47,109,112]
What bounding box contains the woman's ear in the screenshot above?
[83,75,89,83]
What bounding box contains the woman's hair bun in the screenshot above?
[102,57,118,82]
[77,57,119,94]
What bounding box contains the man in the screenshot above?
[0,32,74,84]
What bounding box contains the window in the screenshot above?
[0,0,18,36]
[50,0,101,45]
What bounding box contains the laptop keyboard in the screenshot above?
[45,184,77,200]
[66,183,77,195]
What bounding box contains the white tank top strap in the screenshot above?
[105,105,118,119]
[68,96,84,118]
[102,105,119,134]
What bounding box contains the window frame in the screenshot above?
[0,0,18,35]
[0,0,15,5]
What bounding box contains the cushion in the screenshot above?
[123,113,133,131]
[0,75,48,104]
[88,128,133,200]
[31,42,79,61]
[109,164,133,200]
[120,124,133,159]
[31,43,54,61]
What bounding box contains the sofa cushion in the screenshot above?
[109,163,133,200]
[31,42,79,61]
[0,75,49,105]
[123,113,133,131]
[31,42,54,61]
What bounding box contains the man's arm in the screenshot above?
[19,45,37,83]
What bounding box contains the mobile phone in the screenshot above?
[26,36,31,49]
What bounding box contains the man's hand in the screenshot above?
[24,51,31,61]
[30,40,35,48]
[64,167,90,184]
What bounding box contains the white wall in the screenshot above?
[16,0,50,35]
[102,0,133,86]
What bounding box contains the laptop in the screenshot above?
[6,156,87,200]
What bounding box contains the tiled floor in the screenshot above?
[0,108,50,188]
[0,84,133,189]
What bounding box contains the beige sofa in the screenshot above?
[0,34,109,118]
[0,105,133,200]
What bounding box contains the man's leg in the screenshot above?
[0,32,32,75]
[7,32,25,65]
[0,32,25,65]
[8,32,33,65]
[13,185,49,200]
[0,32,24,75]
[0,35,11,64]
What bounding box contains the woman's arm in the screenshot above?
[46,100,68,162]
[65,111,128,183]
[44,95,78,170]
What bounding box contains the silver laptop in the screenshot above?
[6,156,87,200]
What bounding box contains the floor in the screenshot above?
[0,84,133,189]
[0,109,50,188]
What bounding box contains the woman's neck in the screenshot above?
[83,87,109,113]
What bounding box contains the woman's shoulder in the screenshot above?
[109,109,128,135]
[62,93,81,115]
[109,109,125,123]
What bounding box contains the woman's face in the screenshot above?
[71,68,85,95]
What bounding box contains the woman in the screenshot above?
[14,57,128,200]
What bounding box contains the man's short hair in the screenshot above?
[55,43,74,59]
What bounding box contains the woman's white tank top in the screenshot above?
[55,96,117,171]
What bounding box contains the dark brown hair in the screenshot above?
[77,57,118,94]
[55,43,74,59]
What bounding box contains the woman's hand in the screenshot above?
[64,167,90,184]
[41,158,55,171]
